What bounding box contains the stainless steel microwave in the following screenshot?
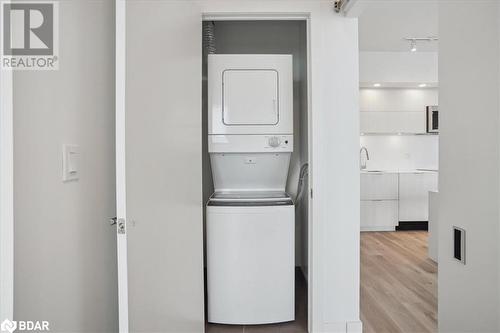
[426,106,439,133]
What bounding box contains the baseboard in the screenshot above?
[396,221,428,231]
[361,226,395,232]
[314,320,363,333]
[346,321,363,333]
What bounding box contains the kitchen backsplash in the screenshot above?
[360,135,439,170]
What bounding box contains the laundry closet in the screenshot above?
[201,20,310,326]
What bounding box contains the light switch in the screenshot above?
[62,144,79,182]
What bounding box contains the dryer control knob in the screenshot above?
[268,136,281,148]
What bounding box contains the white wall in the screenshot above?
[360,135,438,171]
[438,1,500,332]
[360,51,438,85]
[13,1,118,332]
[0,60,13,323]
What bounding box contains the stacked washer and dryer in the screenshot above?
[206,54,295,325]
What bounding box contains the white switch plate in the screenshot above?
[62,144,80,182]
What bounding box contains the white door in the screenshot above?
[115,1,204,332]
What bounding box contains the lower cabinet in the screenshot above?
[399,173,438,221]
[360,200,398,231]
[360,171,438,231]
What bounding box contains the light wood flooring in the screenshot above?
[361,231,438,333]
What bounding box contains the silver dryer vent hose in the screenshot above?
[203,21,216,54]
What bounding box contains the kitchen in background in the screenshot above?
[357,4,440,331]
[359,87,439,232]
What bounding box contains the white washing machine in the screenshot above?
[206,54,295,325]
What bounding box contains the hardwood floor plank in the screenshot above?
[361,231,437,333]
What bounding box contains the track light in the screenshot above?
[405,36,438,53]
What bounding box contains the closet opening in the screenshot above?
[201,19,310,333]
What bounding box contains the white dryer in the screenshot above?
[208,54,293,136]
[206,54,295,325]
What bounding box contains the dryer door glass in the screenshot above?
[223,69,279,125]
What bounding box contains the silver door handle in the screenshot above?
[109,217,117,225]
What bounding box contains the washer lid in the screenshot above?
[208,191,293,206]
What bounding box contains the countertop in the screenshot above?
[361,169,438,174]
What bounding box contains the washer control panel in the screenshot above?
[268,136,281,147]
[208,134,293,153]
[266,135,291,149]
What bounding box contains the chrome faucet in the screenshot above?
[360,146,370,170]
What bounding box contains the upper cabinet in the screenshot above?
[360,88,438,134]
[360,111,426,134]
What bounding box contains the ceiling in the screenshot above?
[356,0,438,53]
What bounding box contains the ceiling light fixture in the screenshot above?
[419,83,427,88]
[405,36,438,53]
[373,83,381,87]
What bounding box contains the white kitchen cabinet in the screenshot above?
[361,173,399,231]
[398,172,438,221]
[360,111,426,134]
[361,200,398,231]
[361,173,398,200]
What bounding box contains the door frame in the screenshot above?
[115,0,129,332]
[201,12,314,332]
[0,67,14,321]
